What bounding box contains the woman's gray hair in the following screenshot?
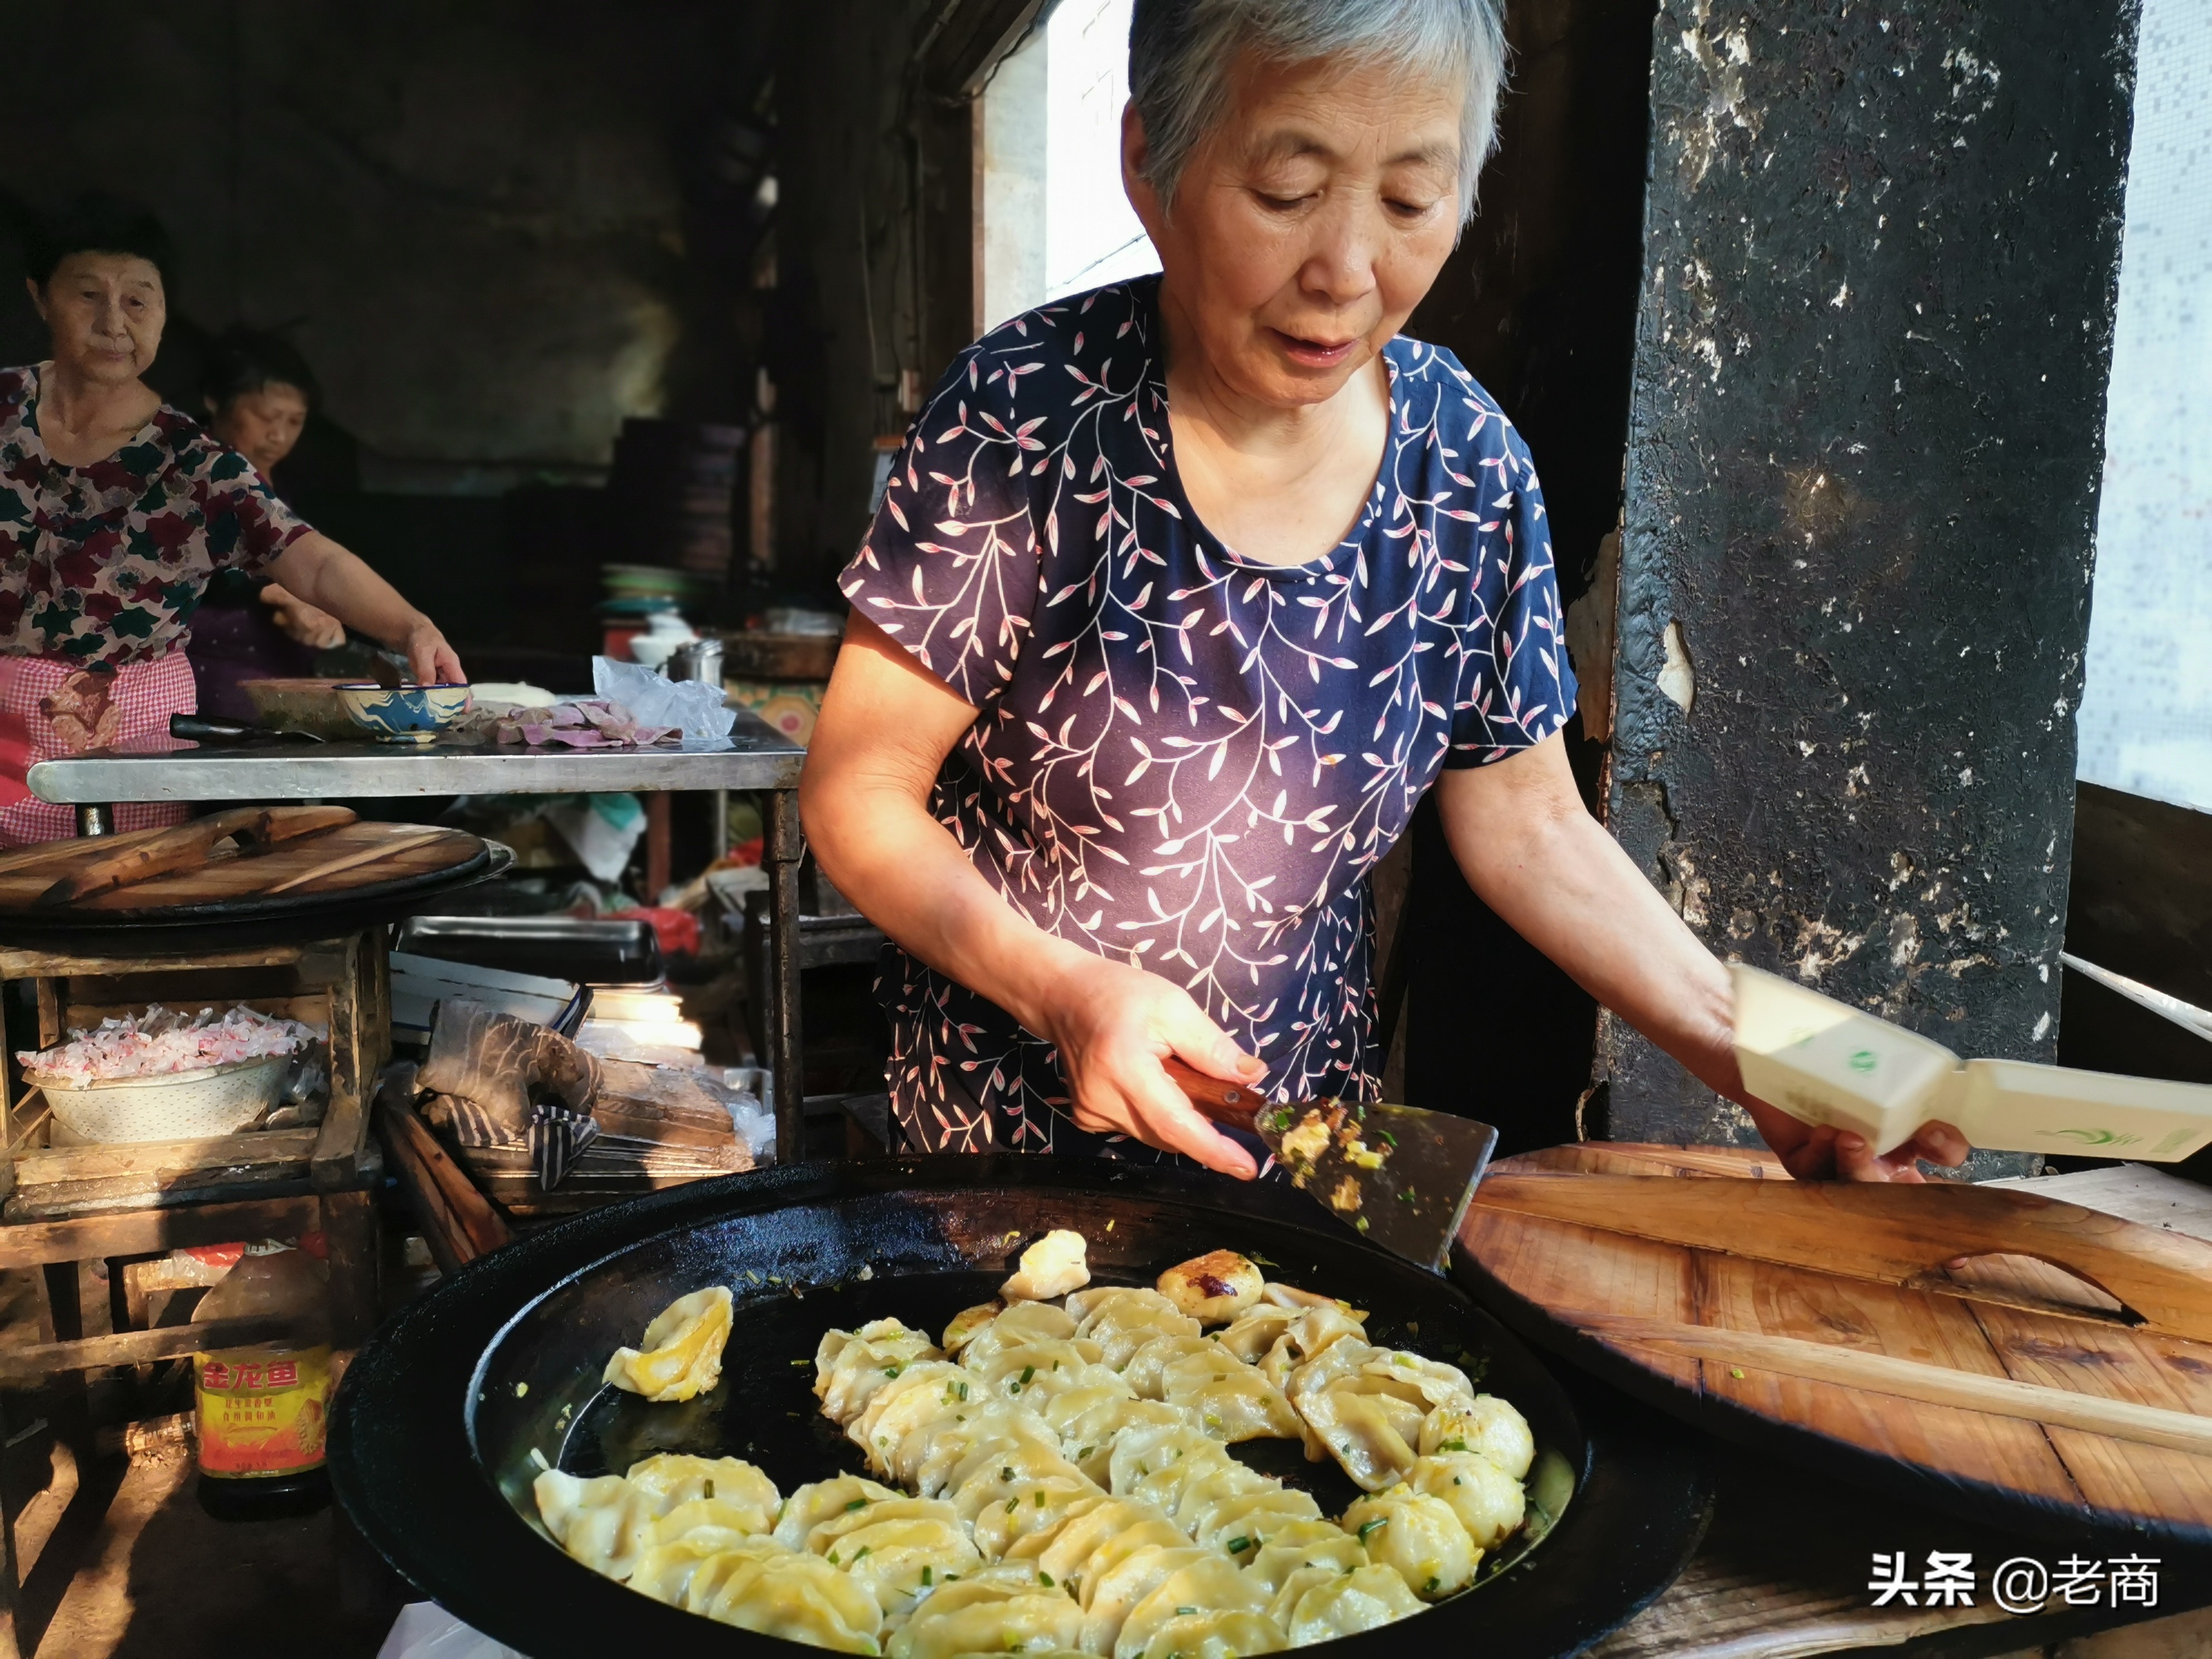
[1128,0,1508,224]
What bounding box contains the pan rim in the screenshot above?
[333,1156,1711,1658]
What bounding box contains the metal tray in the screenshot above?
[394,914,664,985]
[332,1156,1710,1658]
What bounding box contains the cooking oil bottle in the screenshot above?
[192,1240,333,1520]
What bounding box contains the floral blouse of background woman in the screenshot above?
[840,275,1573,1157]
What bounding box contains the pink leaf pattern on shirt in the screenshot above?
[840,279,1574,1161]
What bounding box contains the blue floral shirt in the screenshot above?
[841,276,1575,1157]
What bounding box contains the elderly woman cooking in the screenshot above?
[0,195,462,843]
[802,0,1967,1184]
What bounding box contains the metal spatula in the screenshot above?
[1165,1058,1499,1272]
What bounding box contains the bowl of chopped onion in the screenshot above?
[29,1055,292,1143]
[18,1006,323,1143]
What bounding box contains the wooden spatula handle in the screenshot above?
[1161,1056,1262,1132]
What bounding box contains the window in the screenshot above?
[2074,0,2212,809]
[975,0,1162,333]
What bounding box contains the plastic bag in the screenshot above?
[377,1603,525,1659]
[593,656,736,739]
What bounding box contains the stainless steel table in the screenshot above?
[26,715,812,1160]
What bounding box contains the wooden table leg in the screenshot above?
[321,1189,380,1347]
[645,791,672,902]
[764,788,806,1162]
[0,1390,17,1659]
[38,1262,89,1461]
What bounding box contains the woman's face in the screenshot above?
[30,253,167,388]
[1126,51,1466,410]
[210,382,311,476]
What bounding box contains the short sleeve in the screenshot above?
[194,445,309,574]
[1444,426,1580,765]
[838,336,1046,709]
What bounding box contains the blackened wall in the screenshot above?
[0,1,770,486]
[1599,0,2141,1142]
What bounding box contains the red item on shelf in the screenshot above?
[609,906,701,958]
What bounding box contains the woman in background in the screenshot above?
[187,328,348,720]
[0,194,462,843]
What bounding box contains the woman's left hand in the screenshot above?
[258,583,346,650]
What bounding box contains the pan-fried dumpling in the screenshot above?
[1186,1484,1323,1556]
[1408,1451,1526,1549]
[531,1468,666,1580]
[1216,1303,1299,1364]
[807,1499,981,1625]
[1002,1229,1092,1301]
[969,1472,1101,1561]
[602,1286,734,1403]
[1356,1349,1479,1417]
[772,1474,904,1550]
[964,1339,1110,1408]
[651,1500,772,1549]
[1123,1332,1222,1399]
[1167,1458,1275,1537]
[1420,1394,1535,1480]
[1136,1608,1286,1659]
[1294,1381,1422,1490]
[1262,1283,1365,1318]
[852,1361,973,1461]
[1025,1497,1180,1595]
[905,1406,1060,1499]
[942,1299,1005,1354]
[816,1318,945,1425]
[945,1434,1085,1522]
[888,1560,1084,1659]
[1343,1487,1479,1599]
[698,1548,884,1652]
[632,1534,787,1606]
[1155,1251,1264,1324]
[1078,1544,1215,1656]
[1042,1385,1171,1482]
[626,1454,779,1531]
[1115,1553,1267,1658]
[1279,1562,1423,1643]
[1255,1305,1368,1390]
[1074,1289,1202,1370]
[960,1299,1081,1368]
[1246,1524,1364,1593]
[1161,1350,1301,1443]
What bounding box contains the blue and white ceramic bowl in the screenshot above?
[335,683,474,744]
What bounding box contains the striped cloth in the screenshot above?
[0,651,193,845]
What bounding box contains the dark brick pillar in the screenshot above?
[1598,0,2141,1148]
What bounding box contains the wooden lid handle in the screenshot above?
[1161,1056,1261,1132]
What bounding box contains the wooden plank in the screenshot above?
[1459,1205,1702,1390]
[1687,1255,2092,1506]
[1472,1172,2212,1343]
[375,1074,509,1266]
[11,1129,319,1186]
[0,1194,323,1267]
[0,943,307,977]
[5,1174,315,1222]
[1967,1302,2212,1533]
[0,1313,308,1383]
[1986,1163,2212,1244]
[1507,1144,1789,1180]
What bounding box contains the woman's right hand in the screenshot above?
[1032,953,1268,1178]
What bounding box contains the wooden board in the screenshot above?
[0,821,482,917]
[1457,1143,2212,1544]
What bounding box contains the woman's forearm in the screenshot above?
[802,763,1094,1036]
[265,533,463,682]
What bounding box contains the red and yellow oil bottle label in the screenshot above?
[195,1345,332,1477]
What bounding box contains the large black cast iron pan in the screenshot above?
[332,1157,1710,1658]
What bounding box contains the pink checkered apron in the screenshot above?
[0,652,194,845]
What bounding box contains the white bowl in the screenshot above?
[28,1054,290,1143]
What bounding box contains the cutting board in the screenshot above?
[0,821,486,922]
[1457,1142,2212,1545]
